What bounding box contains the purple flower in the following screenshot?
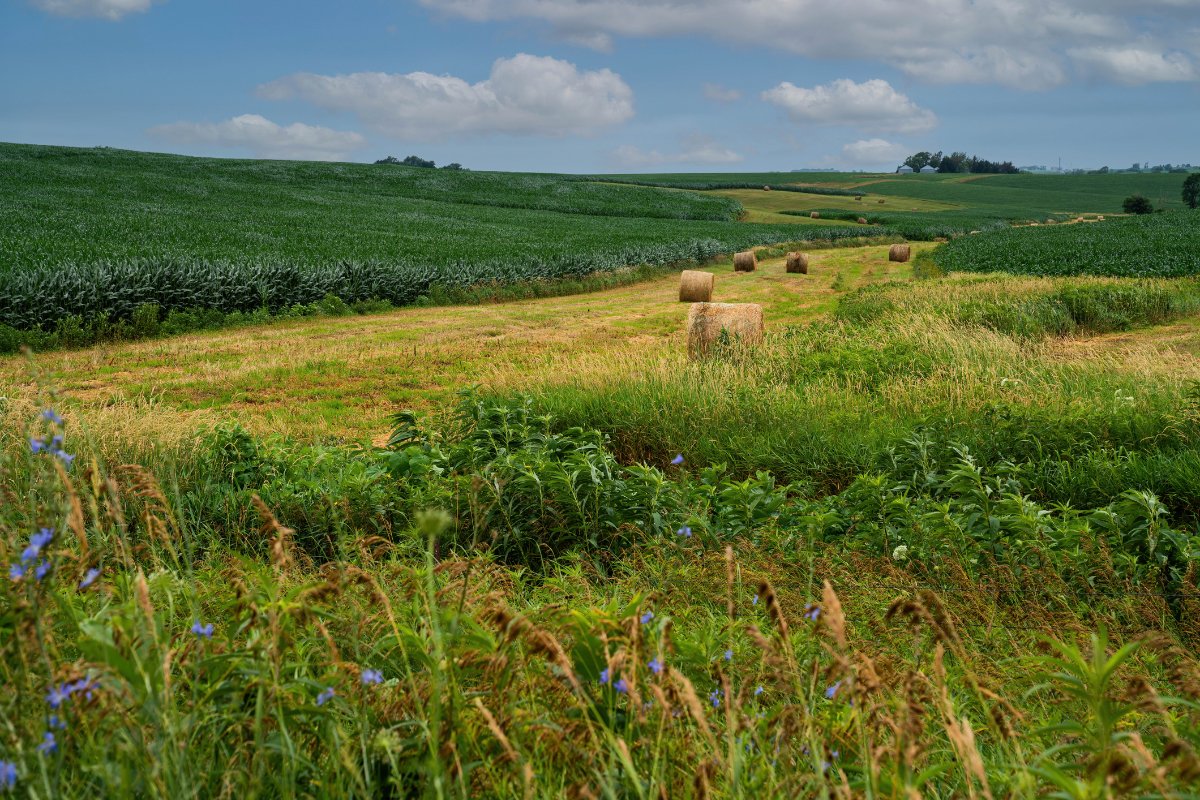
[191,621,214,639]
[675,526,692,538]
[48,715,66,730]
[599,668,610,685]
[752,594,759,606]
[670,454,684,466]
[50,435,64,450]
[648,658,663,675]
[57,452,75,468]
[41,409,64,425]
[640,611,654,625]
[8,563,25,582]
[30,437,46,454]
[316,687,335,706]
[45,685,68,709]
[804,605,820,621]
[709,689,721,708]
[36,732,56,755]
[825,681,842,700]
[724,649,733,661]
[79,568,100,589]
[614,678,629,694]
[0,760,15,791]
[755,685,764,696]
[361,669,384,686]
[31,528,54,549]
[34,560,51,582]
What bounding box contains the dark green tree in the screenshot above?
[1183,173,1200,209]
[1122,194,1154,214]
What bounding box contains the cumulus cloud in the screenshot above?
[148,114,366,161]
[258,54,634,140]
[610,135,743,168]
[839,139,909,168]
[762,79,938,134]
[702,83,742,103]
[417,0,1200,88]
[32,0,159,20]
[1069,46,1197,84]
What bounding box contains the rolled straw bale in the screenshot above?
[855,195,863,201]
[786,252,809,274]
[763,185,771,191]
[679,270,715,302]
[810,211,820,219]
[856,217,868,224]
[878,199,885,204]
[1045,218,1056,224]
[733,251,757,272]
[687,303,764,358]
[888,244,911,263]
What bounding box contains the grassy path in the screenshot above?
[1,244,919,443]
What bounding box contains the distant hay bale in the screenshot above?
[1045,218,1056,224]
[1098,215,1105,221]
[786,252,809,274]
[810,211,820,219]
[878,199,886,204]
[763,185,771,191]
[855,195,863,201]
[679,270,714,302]
[687,303,764,358]
[856,217,868,224]
[733,251,757,272]
[888,244,911,263]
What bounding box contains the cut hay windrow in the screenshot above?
[679,270,715,302]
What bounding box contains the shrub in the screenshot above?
[1122,193,1153,214]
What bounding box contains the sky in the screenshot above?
[1,0,1199,173]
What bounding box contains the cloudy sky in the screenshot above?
[2,0,1198,172]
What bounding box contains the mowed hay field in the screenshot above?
[4,149,1200,798]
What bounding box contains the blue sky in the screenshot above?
[2,0,1198,173]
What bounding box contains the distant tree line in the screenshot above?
[901,151,1019,174]
[375,155,464,170]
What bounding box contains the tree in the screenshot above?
[374,156,401,165]
[904,152,934,170]
[1183,173,1200,209]
[441,163,464,171]
[401,155,436,168]
[1122,194,1154,214]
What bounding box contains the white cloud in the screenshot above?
[417,0,1200,88]
[762,79,938,134]
[839,138,909,168]
[259,54,634,140]
[148,114,366,161]
[611,135,743,168]
[1069,46,1197,84]
[702,83,742,103]
[32,0,158,20]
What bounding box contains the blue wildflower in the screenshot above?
[640,611,654,625]
[48,715,66,731]
[191,621,214,639]
[752,594,759,606]
[724,649,733,661]
[41,409,64,425]
[79,568,100,589]
[8,563,25,582]
[57,452,75,468]
[45,685,68,709]
[648,658,663,675]
[0,761,15,791]
[34,561,51,582]
[755,685,764,696]
[361,669,384,686]
[36,732,56,755]
[614,678,629,694]
[31,528,54,549]
[30,437,46,454]
[825,681,841,700]
[675,525,692,538]
[316,687,335,706]
[709,689,721,708]
[599,668,610,685]
[804,605,820,621]
[670,454,684,466]
[50,435,64,450]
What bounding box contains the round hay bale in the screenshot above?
[687,303,764,358]
[855,195,863,201]
[1045,218,1056,225]
[856,217,868,225]
[888,244,911,263]
[679,270,715,302]
[810,211,820,219]
[786,252,809,274]
[763,185,771,191]
[733,251,757,272]
[1098,215,1105,221]
[878,199,886,204]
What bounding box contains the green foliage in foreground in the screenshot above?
[932,212,1200,277]
[2,386,1199,797]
